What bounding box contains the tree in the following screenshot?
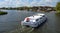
[55,2,60,15]
[56,2,60,11]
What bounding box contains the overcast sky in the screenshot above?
[0,0,60,7]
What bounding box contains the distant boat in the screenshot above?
[21,13,47,28]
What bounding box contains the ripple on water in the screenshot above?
[20,25,34,33]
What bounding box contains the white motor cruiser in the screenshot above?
[21,13,47,27]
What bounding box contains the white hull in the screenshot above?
[21,13,47,27]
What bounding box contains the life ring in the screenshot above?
[25,18,30,22]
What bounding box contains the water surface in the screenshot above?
[0,10,60,33]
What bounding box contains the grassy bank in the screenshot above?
[56,11,60,16]
[0,11,7,15]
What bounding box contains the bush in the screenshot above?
[55,2,60,15]
[55,2,60,11]
[0,11,7,15]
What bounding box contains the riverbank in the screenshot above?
[55,11,60,16]
[0,6,55,12]
[0,11,7,15]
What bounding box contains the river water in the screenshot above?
[0,10,60,33]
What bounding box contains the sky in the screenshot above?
[0,0,60,7]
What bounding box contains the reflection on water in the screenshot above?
[0,10,60,33]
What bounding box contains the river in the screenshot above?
[0,10,60,33]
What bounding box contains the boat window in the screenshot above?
[40,18,42,19]
[36,19,39,21]
[43,15,45,17]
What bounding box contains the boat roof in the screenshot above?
[27,13,45,20]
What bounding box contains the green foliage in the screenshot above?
[0,11,7,15]
[55,2,60,16]
[55,2,60,11]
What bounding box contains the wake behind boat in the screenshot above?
[21,13,47,28]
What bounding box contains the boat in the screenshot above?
[21,13,47,28]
